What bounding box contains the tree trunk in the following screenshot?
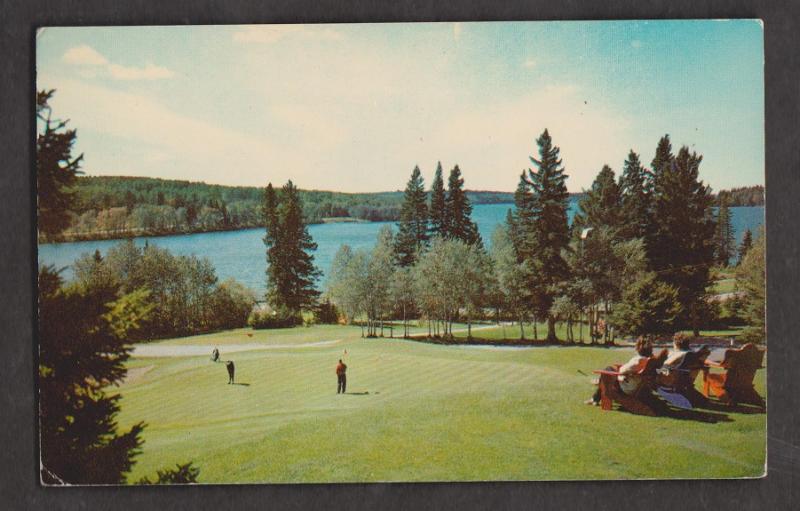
[547,315,558,343]
[533,318,538,341]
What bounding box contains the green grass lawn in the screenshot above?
[117,325,766,483]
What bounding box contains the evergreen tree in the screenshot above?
[574,164,623,234]
[611,271,682,337]
[738,228,754,266]
[736,228,765,343]
[38,266,150,484]
[715,195,735,266]
[264,181,321,314]
[647,134,674,194]
[444,165,481,245]
[279,181,321,312]
[516,129,571,342]
[394,166,429,266]
[263,183,282,307]
[428,162,447,238]
[36,89,83,238]
[618,150,650,241]
[649,146,716,335]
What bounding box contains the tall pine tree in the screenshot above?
[263,181,321,314]
[444,165,481,245]
[649,146,716,335]
[715,195,735,266]
[574,164,623,234]
[428,161,447,238]
[515,129,571,342]
[394,165,429,266]
[263,183,282,308]
[618,150,650,241]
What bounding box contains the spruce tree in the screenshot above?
[574,164,623,234]
[648,134,674,194]
[444,165,481,245]
[649,146,716,335]
[428,162,447,238]
[264,181,321,314]
[263,183,282,307]
[394,165,429,266]
[715,195,735,266]
[280,181,322,312]
[738,228,753,266]
[618,150,650,240]
[517,129,571,342]
[36,89,83,238]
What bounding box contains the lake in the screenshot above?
[38,202,764,294]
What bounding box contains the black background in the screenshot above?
[1,1,798,509]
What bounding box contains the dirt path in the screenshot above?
[131,339,342,358]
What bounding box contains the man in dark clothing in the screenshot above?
[226,360,235,384]
[211,347,220,362]
[336,359,347,394]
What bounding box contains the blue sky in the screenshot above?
[36,20,764,193]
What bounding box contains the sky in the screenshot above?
[36,21,764,193]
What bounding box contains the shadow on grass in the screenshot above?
[345,391,370,396]
[694,399,765,415]
[660,406,733,424]
[230,382,250,386]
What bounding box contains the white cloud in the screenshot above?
[63,45,108,66]
[631,39,642,48]
[522,58,537,69]
[47,78,297,185]
[233,24,344,44]
[61,45,173,81]
[108,63,174,80]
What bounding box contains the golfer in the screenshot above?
[336,359,347,394]
[226,360,235,384]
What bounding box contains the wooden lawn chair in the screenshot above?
[702,343,765,407]
[593,349,668,416]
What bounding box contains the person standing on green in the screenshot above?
[336,359,347,394]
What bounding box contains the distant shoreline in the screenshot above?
[39,201,765,246]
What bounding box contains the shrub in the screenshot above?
[314,299,340,324]
[248,306,302,329]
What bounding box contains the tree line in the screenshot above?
[716,185,764,207]
[43,175,522,242]
[324,130,765,344]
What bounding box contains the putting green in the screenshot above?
[117,325,766,483]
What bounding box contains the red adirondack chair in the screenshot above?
[593,349,668,416]
[702,343,765,407]
[655,346,711,409]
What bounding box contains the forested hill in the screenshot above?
[716,185,764,207]
[53,176,518,242]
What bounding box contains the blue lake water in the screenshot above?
[38,202,764,295]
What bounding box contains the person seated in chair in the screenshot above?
[585,337,653,405]
[663,333,691,368]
